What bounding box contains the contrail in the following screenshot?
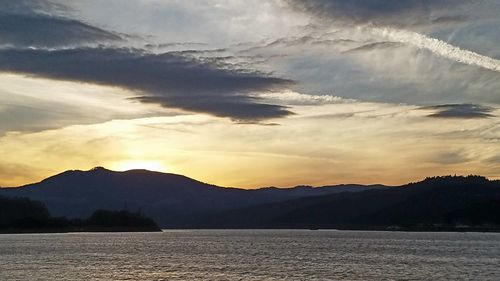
[371,27,500,73]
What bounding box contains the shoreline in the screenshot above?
[3,227,500,235]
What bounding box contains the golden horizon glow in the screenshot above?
[111,160,168,173]
[0,76,499,189]
[1,109,499,188]
[1,0,500,191]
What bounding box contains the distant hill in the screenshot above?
[197,176,500,231]
[0,167,385,227]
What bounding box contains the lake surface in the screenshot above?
[0,230,499,280]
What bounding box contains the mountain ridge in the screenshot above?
[3,168,497,230]
[5,167,389,191]
[195,175,500,230]
[0,167,386,227]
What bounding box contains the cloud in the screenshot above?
[65,0,311,48]
[0,48,293,121]
[285,0,468,28]
[431,151,471,165]
[0,12,122,48]
[0,0,300,123]
[229,6,500,107]
[285,1,500,73]
[422,104,495,119]
[256,91,349,106]
[145,42,208,50]
[288,0,500,75]
[0,0,121,48]
[238,35,359,54]
[343,41,405,53]
[431,15,469,25]
[0,0,67,15]
[135,96,292,121]
[0,162,42,187]
[371,27,500,73]
[0,73,169,135]
[486,155,500,164]
[2,101,498,188]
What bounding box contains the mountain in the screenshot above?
[197,176,500,231]
[2,170,499,230]
[0,167,385,227]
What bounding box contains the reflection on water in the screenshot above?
[0,230,499,280]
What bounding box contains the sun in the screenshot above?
[112,160,167,172]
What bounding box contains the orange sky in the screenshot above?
[1,1,499,188]
[1,75,498,188]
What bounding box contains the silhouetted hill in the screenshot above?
[2,171,499,230]
[0,195,160,233]
[196,176,500,231]
[0,167,385,227]
[77,209,160,232]
[0,195,52,228]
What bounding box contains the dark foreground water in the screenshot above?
[0,230,499,280]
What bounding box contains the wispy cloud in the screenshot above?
[431,151,471,165]
[285,0,500,73]
[371,27,500,73]
[256,91,349,106]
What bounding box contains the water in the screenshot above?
[0,230,499,280]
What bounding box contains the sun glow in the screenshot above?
[112,160,167,172]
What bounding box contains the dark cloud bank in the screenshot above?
[286,0,467,27]
[0,48,293,121]
[3,0,492,123]
[0,0,293,122]
[0,0,121,48]
[423,104,495,119]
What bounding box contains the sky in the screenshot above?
[0,0,499,188]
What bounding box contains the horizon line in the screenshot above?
[1,166,497,190]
